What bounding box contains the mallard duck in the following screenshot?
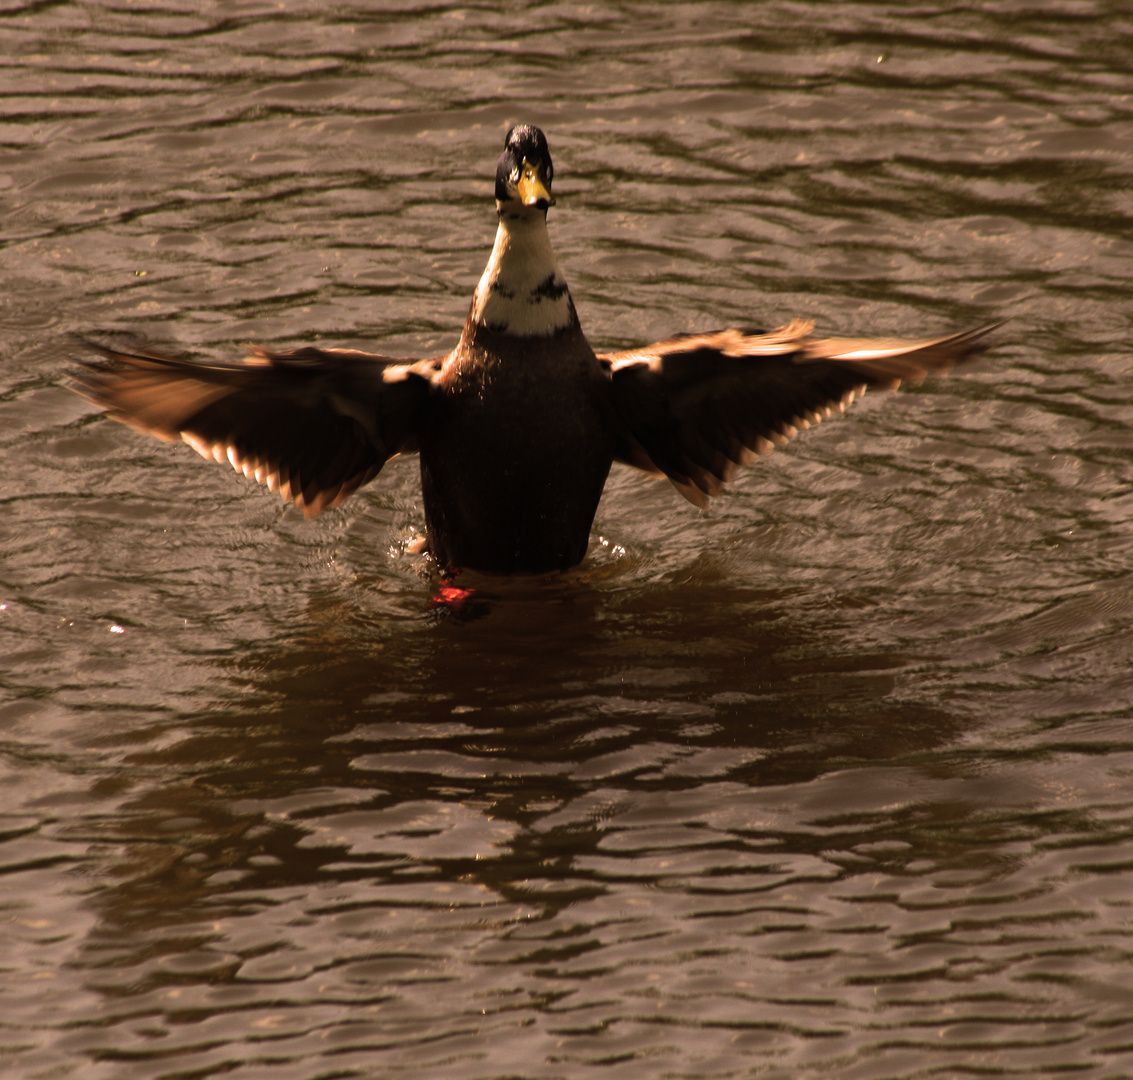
[73,125,999,574]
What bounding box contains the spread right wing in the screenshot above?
[71,342,441,518]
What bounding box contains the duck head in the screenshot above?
[464,124,577,338]
[495,124,556,213]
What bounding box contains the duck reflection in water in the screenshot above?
[73,125,1001,577]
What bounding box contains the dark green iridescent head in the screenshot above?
[495,124,555,210]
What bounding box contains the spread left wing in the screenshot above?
[71,342,440,517]
[600,319,1001,508]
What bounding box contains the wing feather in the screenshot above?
[71,341,440,517]
[602,320,1002,507]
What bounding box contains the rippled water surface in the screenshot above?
[4,3,1133,1077]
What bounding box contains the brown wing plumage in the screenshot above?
[71,342,439,518]
[601,319,1002,508]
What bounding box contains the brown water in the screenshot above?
[4,3,1133,1078]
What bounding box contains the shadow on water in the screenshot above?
[79,572,972,939]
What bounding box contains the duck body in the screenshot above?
[71,125,1002,576]
[420,319,616,572]
[419,139,617,572]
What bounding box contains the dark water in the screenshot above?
[4,3,1133,1077]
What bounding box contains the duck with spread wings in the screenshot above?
[73,125,1000,574]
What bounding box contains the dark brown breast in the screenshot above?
[418,321,616,573]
